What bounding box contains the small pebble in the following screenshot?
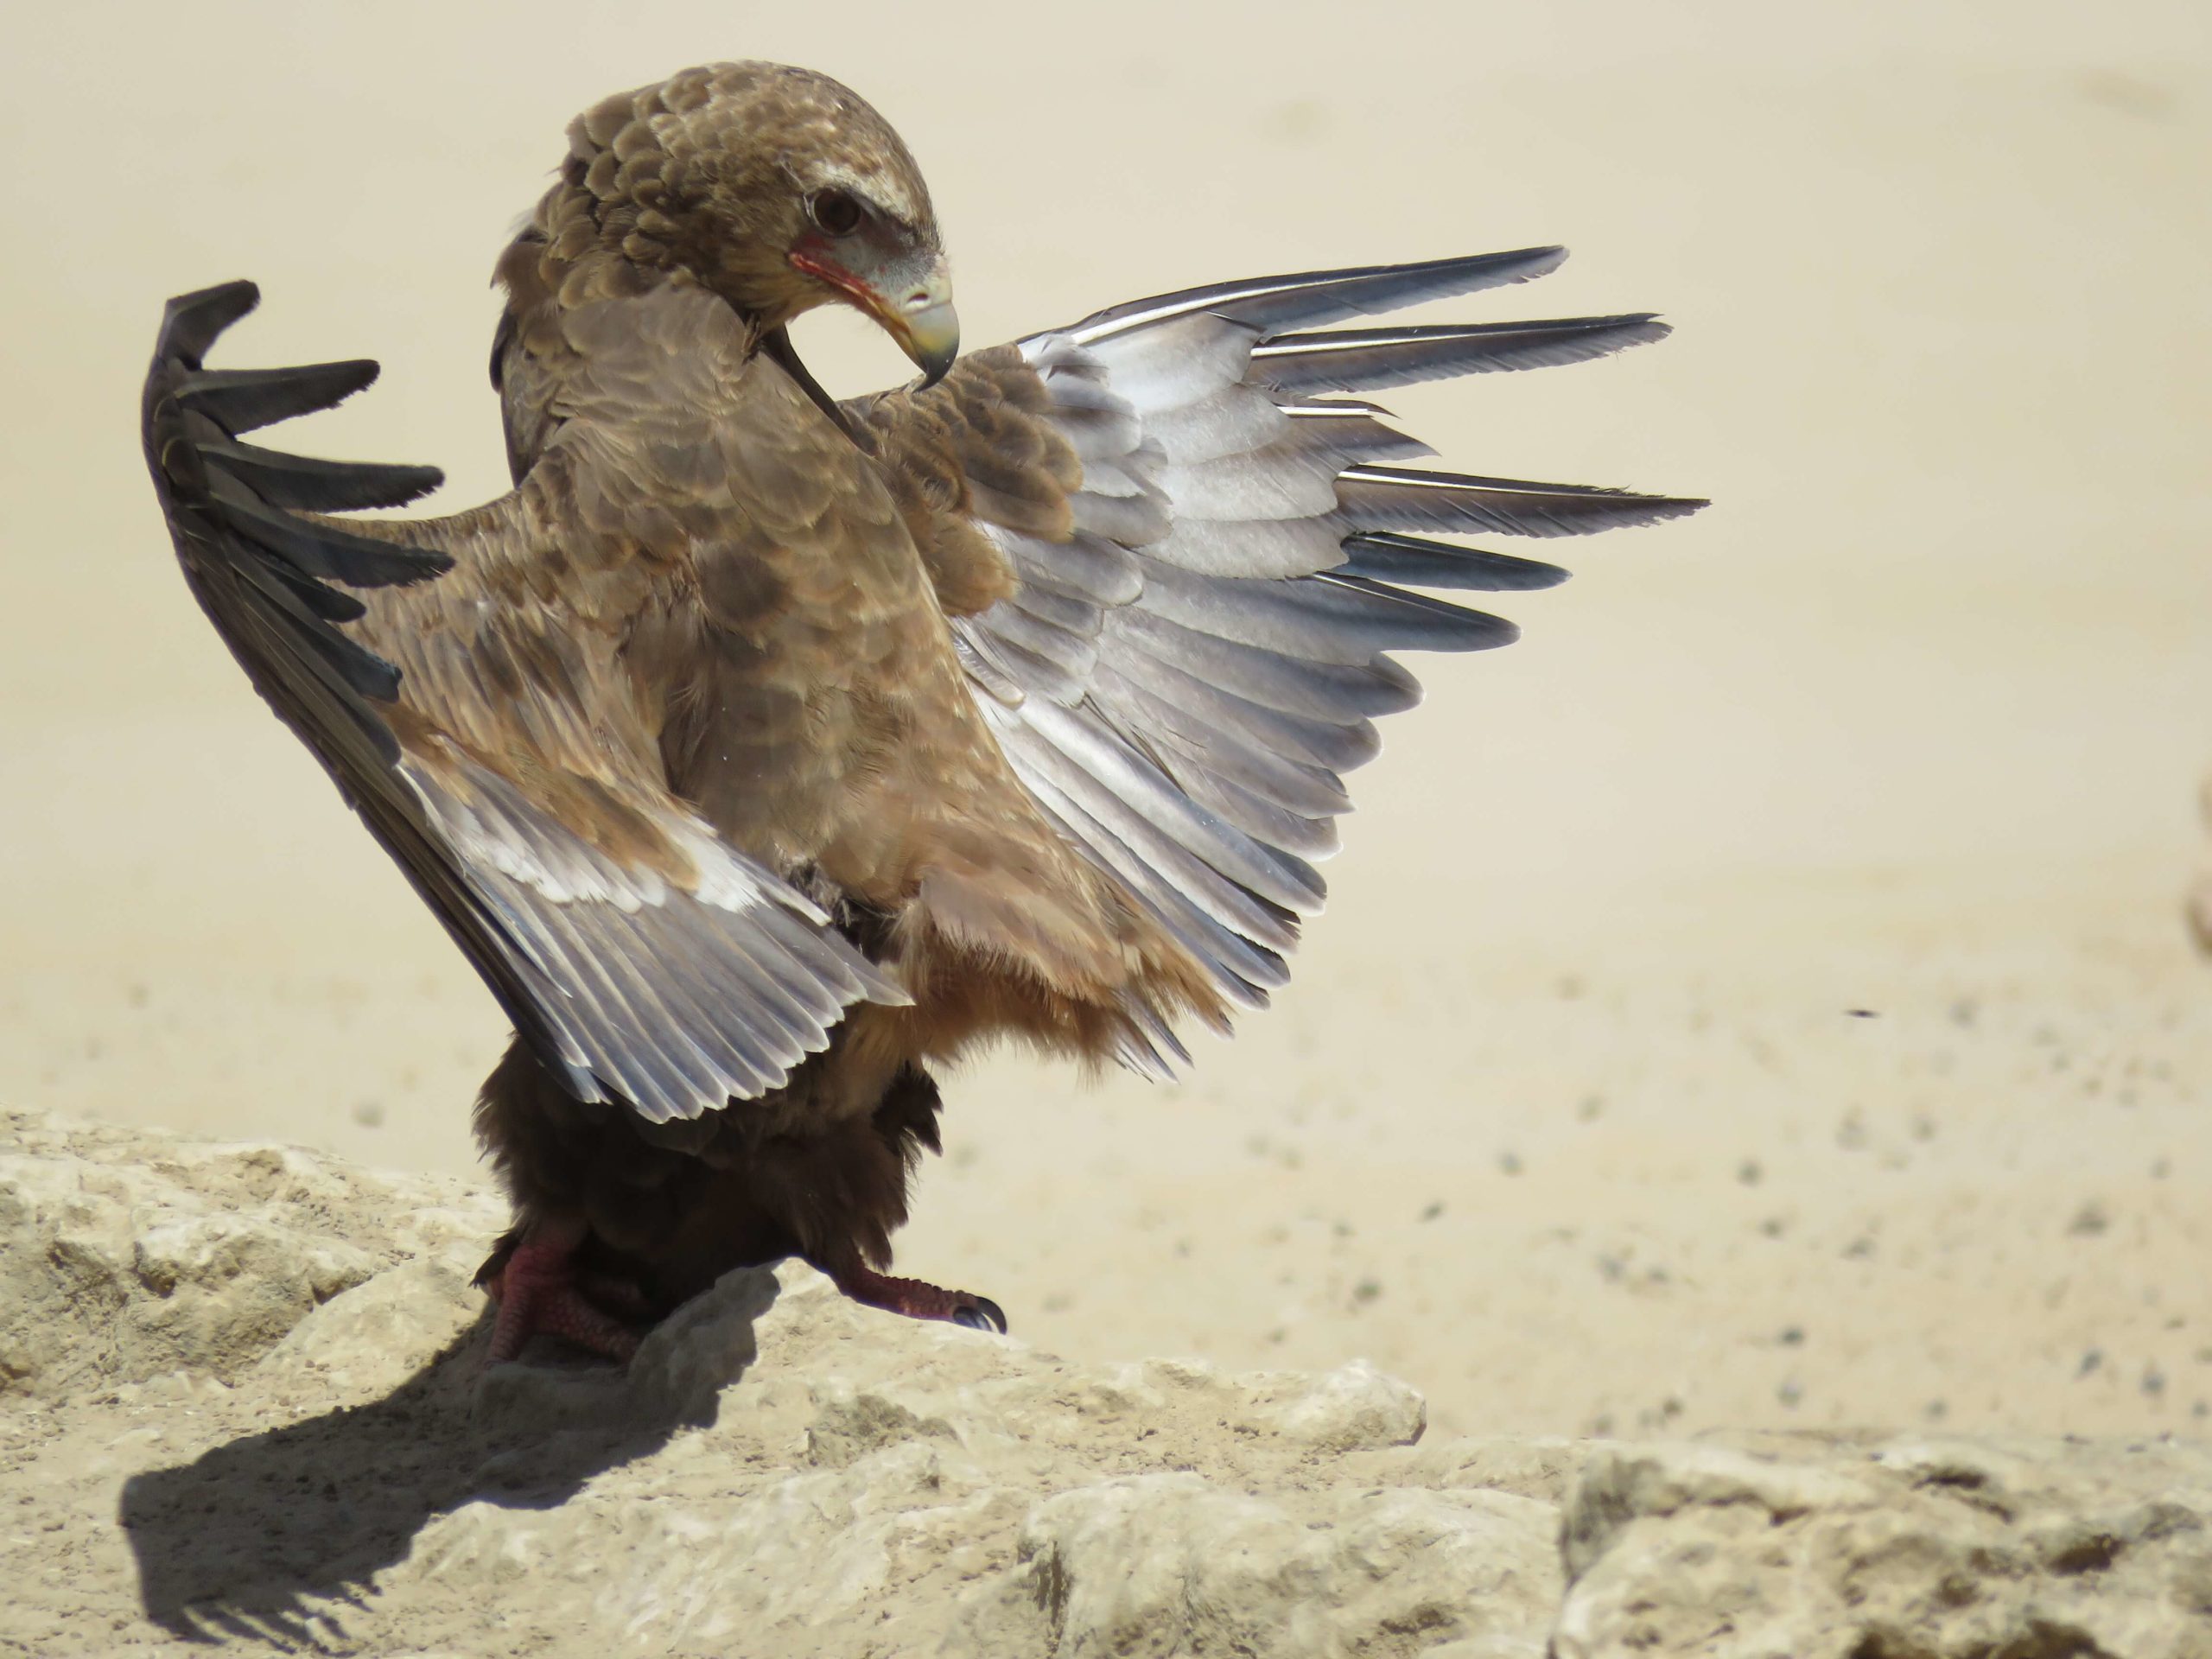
[1497,1151,1523,1177]
[1419,1201,1444,1223]
[351,1100,385,1128]
[1777,1378,1803,1408]
[2067,1200,2110,1238]
[1737,1159,1764,1186]
[2078,1348,2104,1378]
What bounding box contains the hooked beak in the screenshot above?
[791,242,960,390]
[889,289,961,389]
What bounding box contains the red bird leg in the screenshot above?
[821,1262,1007,1333]
[480,1217,643,1366]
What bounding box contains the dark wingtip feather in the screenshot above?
[201,435,445,512]
[204,474,454,588]
[159,281,260,366]
[178,360,383,434]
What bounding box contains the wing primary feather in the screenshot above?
[1016,699,1325,915]
[1113,608,1424,719]
[219,577,404,756]
[1067,247,1569,344]
[201,471,454,588]
[1148,746,1343,859]
[1250,315,1669,394]
[157,280,263,366]
[639,915,798,1095]
[176,360,381,433]
[217,556,407,703]
[529,901,696,1121]
[1009,759,1290,999]
[559,908,736,1116]
[1130,554,1517,660]
[999,720,1304,949]
[747,902,893,1021]
[957,615,1088,704]
[251,552,372,623]
[1334,466,1708,538]
[1096,637,1383,772]
[1000,531,1143,607]
[1335,533,1571,592]
[1094,664,1354,823]
[198,433,445,512]
[1276,406,1434,464]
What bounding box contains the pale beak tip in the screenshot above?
[899,299,960,391]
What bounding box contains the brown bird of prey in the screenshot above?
[142,62,1702,1363]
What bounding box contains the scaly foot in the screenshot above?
[823,1262,1007,1333]
[478,1220,643,1366]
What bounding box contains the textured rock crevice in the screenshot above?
[2,1108,2207,1657]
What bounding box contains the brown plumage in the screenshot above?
[142,61,1704,1361]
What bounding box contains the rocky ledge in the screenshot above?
[1,1108,2207,1656]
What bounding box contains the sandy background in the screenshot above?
[0,1,2206,1440]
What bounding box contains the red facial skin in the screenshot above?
[790,235,898,330]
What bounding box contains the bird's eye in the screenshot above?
[807,189,865,237]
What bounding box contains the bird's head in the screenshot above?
[548,62,959,386]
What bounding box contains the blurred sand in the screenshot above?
[0,0,2207,1439]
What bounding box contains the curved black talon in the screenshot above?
[954,1297,1007,1334]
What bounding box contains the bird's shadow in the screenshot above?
[118,1269,780,1650]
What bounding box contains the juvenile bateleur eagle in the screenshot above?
[141,62,1704,1363]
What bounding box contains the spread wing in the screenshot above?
[849,248,1704,1020]
[143,282,905,1124]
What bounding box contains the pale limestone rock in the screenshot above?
[1555,1434,2212,1659]
[2,1107,2208,1658]
[0,1112,493,1399]
[974,1475,1559,1659]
